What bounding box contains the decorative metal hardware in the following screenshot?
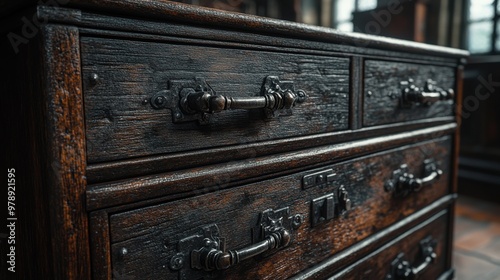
[384,159,442,198]
[400,79,454,107]
[386,236,437,280]
[338,186,352,215]
[302,169,336,189]
[170,207,302,280]
[311,194,335,227]
[310,186,352,227]
[149,76,307,124]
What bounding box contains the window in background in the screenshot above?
[466,0,500,54]
[497,20,500,50]
[333,0,376,32]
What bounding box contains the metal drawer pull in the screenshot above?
[169,207,303,279]
[192,226,290,271]
[386,236,437,280]
[150,76,307,124]
[400,79,454,107]
[384,159,442,197]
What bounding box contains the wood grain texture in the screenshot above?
[35,6,459,66]
[85,117,455,184]
[290,196,456,280]
[55,1,468,58]
[89,211,112,280]
[330,210,449,279]
[107,137,452,280]
[81,36,350,163]
[86,124,456,211]
[350,56,363,130]
[363,60,456,126]
[41,25,90,280]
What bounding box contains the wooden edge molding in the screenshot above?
[89,211,112,280]
[41,24,91,279]
[23,2,469,58]
[86,118,456,184]
[290,194,456,279]
[86,123,456,211]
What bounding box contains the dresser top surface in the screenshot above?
[2,0,469,58]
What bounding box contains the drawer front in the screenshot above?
[108,137,451,280]
[81,37,350,163]
[363,60,455,126]
[329,210,450,279]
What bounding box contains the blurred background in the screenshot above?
[173,0,500,278]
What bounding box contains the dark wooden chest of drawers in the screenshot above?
[2,1,468,279]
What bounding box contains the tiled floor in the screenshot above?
[454,196,500,280]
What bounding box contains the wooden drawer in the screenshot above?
[81,37,350,163]
[329,210,451,279]
[363,60,455,127]
[108,137,451,280]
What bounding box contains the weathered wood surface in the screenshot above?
[86,124,456,211]
[363,60,455,126]
[290,196,455,279]
[108,137,451,279]
[1,1,468,58]
[32,6,460,66]
[85,117,455,184]
[41,25,91,280]
[2,24,91,279]
[82,36,350,163]
[330,210,449,279]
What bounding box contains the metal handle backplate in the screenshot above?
[384,159,442,198]
[169,207,303,280]
[400,79,454,107]
[150,76,307,124]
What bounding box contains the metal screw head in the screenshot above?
[316,175,325,184]
[89,73,99,86]
[155,96,166,106]
[169,253,184,271]
[120,247,128,256]
[292,214,304,229]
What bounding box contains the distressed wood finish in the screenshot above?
[81,36,350,163]
[33,6,460,65]
[85,118,455,184]
[86,124,456,211]
[1,2,468,280]
[2,24,90,279]
[39,1,468,58]
[41,25,91,280]
[108,137,451,280]
[290,196,456,279]
[330,210,450,279]
[363,60,456,126]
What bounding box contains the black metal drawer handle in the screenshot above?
[169,207,303,279]
[150,76,307,124]
[400,79,454,107]
[384,159,442,197]
[386,236,437,280]
[191,226,290,271]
